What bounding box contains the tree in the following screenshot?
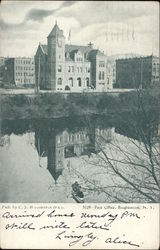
[70,89,160,203]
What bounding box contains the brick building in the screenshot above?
[35,125,114,182]
[4,57,35,87]
[106,59,116,90]
[116,55,159,89]
[35,22,111,92]
[0,57,7,87]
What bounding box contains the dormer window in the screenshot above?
[74,50,84,62]
[77,57,83,62]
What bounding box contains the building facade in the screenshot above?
[116,55,159,89]
[106,59,116,90]
[0,57,7,87]
[4,57,35,87]
[35,22,111,92]
[35,124,114,183]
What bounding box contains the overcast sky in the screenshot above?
[0,1,159,57]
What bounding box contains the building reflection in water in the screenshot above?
[35,124,115,183]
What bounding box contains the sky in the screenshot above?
[0,1,159,57]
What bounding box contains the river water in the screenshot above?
[0,115,159,203]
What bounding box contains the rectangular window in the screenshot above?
[58,65,62,72]
[99,61,105,67]
[72,66,74,72]
[68,66,71,72]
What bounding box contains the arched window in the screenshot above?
[65,85,70,90]
[86,77,89,87]
[99,71,101,80]
[57,78,62,85]
[77,78,82,87]
[69,77,73,87]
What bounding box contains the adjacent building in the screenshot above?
[35,22,111,92]
[106,59,116,90]
[0,57,7,87]
[3,57,35,87]
[116,55,159,89]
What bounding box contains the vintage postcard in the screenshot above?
[0,1,159,249]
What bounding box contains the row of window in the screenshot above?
[99,61,105,67]
[58,65,90,73]
[15,79,32,83]
[57,77,90,87]
[16,72,34,76]
[65,52,89,60]
[15,60,34,65]
[76,57,83,62]
[16,66,34,70]
[57,133,89,144]
[99,71,105,80]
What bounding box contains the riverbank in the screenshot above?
[0,90,158,120]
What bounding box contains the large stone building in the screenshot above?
[35,124,114,183]
[3,57,35,87]
[115,55,159,89]
[35,22,111,92]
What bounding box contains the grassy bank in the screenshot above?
[0,90,158,120]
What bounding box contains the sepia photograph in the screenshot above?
[0,0,159,205]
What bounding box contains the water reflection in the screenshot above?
[0,115,158,202]
[34,118,114,183]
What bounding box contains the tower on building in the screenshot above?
[47,21,65,90]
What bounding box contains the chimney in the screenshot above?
[88,42,93,48]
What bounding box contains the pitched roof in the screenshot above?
[65,44,93,54]
[41,45,47,54]
[48,168,63,182]
[39,44,105,58]
[88,49,105,57]
[39,44,93,55]
[47,23,64,38]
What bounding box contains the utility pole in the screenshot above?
[35,55,40,94]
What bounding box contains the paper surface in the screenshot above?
[0,203,159,249]
[0,1,159,249]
